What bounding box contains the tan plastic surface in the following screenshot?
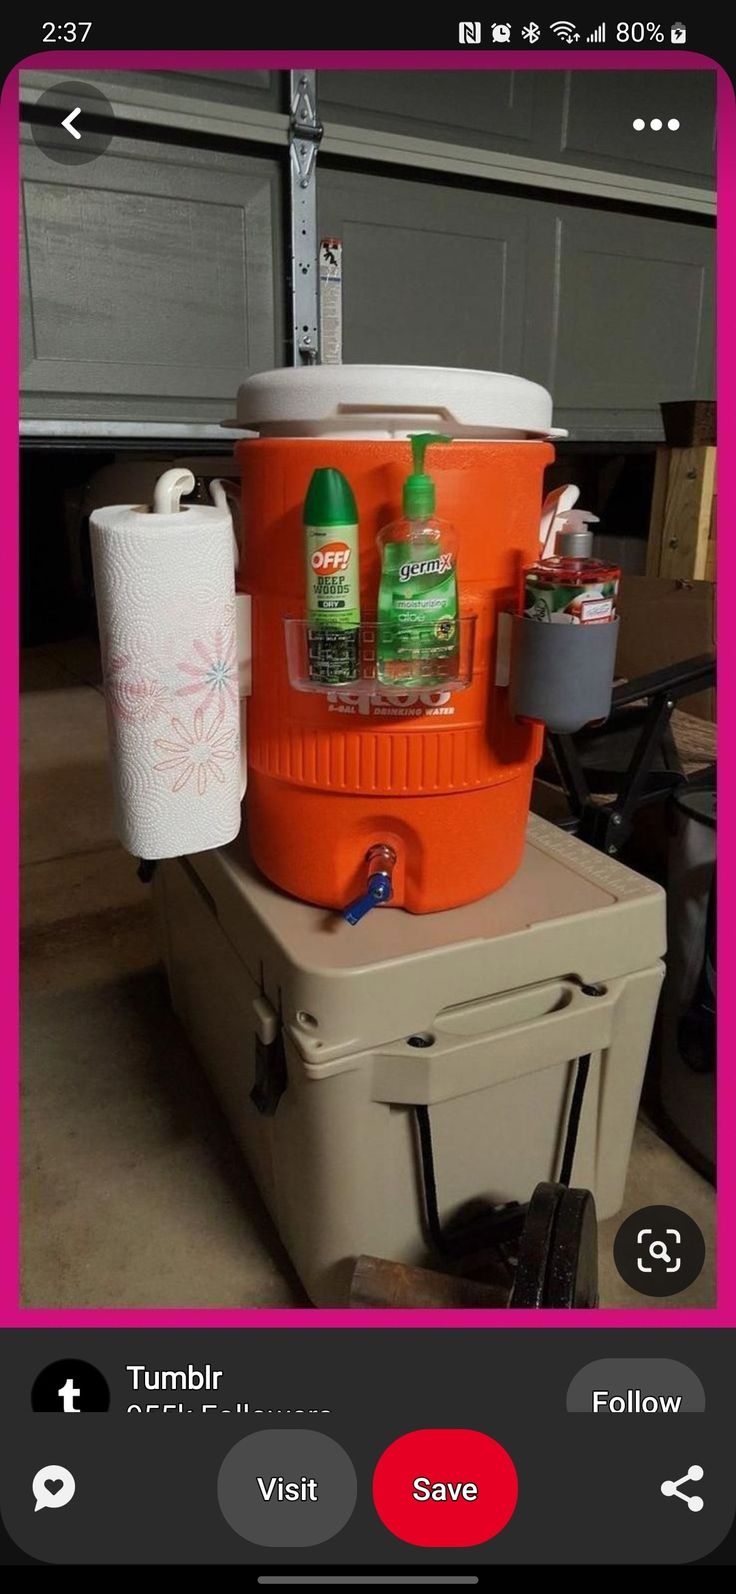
[180,814,664,1063]
[155,818,665,1305]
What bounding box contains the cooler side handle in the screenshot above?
[370,979,622,1105]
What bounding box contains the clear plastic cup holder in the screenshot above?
[284,615,477,699]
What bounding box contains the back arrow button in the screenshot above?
[31,79,114,165]
[61,107,82,140]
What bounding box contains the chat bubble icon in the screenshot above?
[32,1464,75,1512]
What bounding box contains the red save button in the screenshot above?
[373,1428,518,1548]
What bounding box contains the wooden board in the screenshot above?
[646,445,717,581]
[645,446,671,576]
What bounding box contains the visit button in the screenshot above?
[373,1428,518,1547]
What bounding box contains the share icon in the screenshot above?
[661,1464,704,1512]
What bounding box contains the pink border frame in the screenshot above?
[2,48,731,1330]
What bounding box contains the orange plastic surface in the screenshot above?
[237,438,553,912]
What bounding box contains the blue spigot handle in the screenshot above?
[343,845,396,925]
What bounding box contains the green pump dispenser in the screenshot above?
[402,433,452,519]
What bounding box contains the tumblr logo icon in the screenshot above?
[31,1359,110,1413]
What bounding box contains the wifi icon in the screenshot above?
[550,19,580,41]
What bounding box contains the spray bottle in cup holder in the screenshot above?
[524,487,620,625]
[509,485,621,735]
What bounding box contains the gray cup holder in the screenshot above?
[509,614,619,734]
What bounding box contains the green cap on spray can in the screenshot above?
[305,467,358,527]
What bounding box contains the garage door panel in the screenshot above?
[318,69,540,151]
[21,130,282,421]
[319,168,530,373]
[543,209,714,413]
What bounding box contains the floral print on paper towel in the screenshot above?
[176,622,238,715]
[103,649,169,726]
[109,674,169,725]
[155,706,236,796]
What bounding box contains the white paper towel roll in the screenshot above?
[91,472,244,860]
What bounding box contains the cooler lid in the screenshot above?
[182,814,665,1064]
[231,365,566,440]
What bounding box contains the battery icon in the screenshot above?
[670,21,687,43]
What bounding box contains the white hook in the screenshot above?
[211,478,242,569]
[539,483,580,559]
[152,468,195,515]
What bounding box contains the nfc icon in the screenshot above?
[458,21,481,44]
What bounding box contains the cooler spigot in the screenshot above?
[343,845,397,926]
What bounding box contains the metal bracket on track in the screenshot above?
[289,70,323,365]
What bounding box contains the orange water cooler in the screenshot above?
[149,367,664,1306]
[235,366,562,916]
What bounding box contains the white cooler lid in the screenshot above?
[230,365,566,440]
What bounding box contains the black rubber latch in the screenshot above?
[250,1029,288,1117]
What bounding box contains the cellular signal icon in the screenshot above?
[587,22,606,42]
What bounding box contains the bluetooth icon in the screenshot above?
[522,21,541,43]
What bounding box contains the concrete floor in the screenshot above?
[21,640,716,1310]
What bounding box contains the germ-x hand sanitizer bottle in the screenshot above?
[376,434,458,687]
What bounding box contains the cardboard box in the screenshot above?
[616,575,715,722]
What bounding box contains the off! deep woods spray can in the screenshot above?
[304,468,360,684]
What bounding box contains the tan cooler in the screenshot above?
[154,814,665,1307]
